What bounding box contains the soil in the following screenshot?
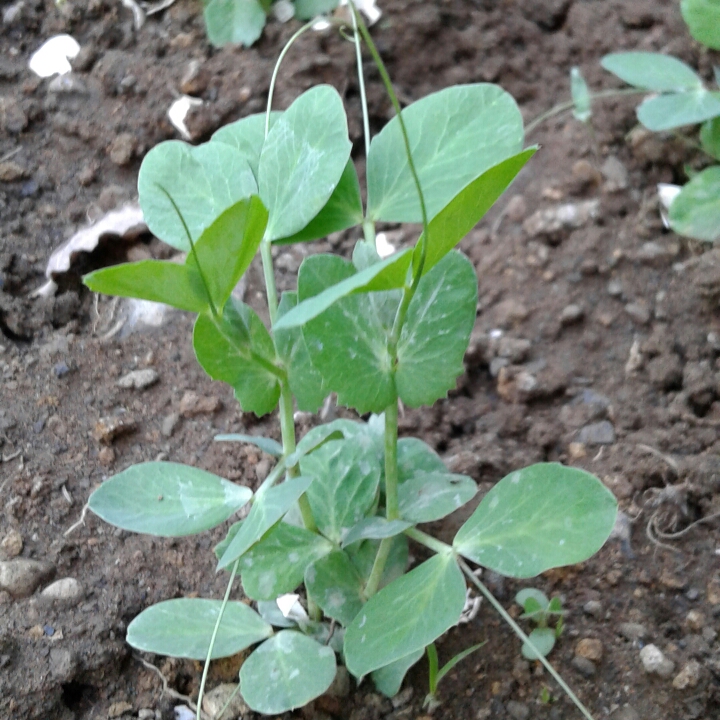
[1,1,720,719]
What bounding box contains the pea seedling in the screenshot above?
[515,588,566,660]
[83,6,617,719]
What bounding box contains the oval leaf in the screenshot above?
[344,553,466,677]
[669,165,720,242]
[88,462,251,536]
[211,111,282,176]
[700,117,720,160]
[601,52,703,92]
[204,0,267,47]
[681,0,720,50]
[305,550,365,626]
[398,471,477,524]
[371,649,424,698]
[217,475,313,569]
[396,252,477,408]
[259,85,352,241]
[342,517,412,547]
[138,141,257,251]
[637,90,720,131]
[453,463,617,578]
[240,631,337,714]
[367,84,523,222]
[521,627,556,660]
[214,434,283,457]
[127,599,272,660]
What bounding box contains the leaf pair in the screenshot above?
[601,52,720,131]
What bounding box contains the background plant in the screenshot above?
[514,588,565,660]
[529,0,720,242]
[83,6,617,718]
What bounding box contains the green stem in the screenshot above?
[196,558,240,720]
[458,559,597,720]
[404,526,452,555]
[362,219,376,247]
[260,240,279,324]
[351,7,371,162]
[426,643,439,696]
[525,87,647,136]
[265,20,317,137]
[363,535,392,599]
[350,4,430,281]
[384,401,399,520]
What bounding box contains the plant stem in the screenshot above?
[404,526,452,554]
[525,87,647,136]
[196,558,240,720]
[351,7,371,163]
[362,219,376,247]
[426,643,439,696]
[458,559,597,720]
[363,535,392,599]
[260,240,279,323]
[384,401,399,520]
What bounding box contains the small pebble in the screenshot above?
[577,420,615,445]
[161,412,180,438]
[672,660,702,690]
[571,656,596,677]
[40,577,83,603]
[639,644,675,677]
[618,622,648,642]
[53,361,70,378]
[560,304,584,326]
[607,280,623,297]
[0,529,23,559]
[575,638,603,661]
[98,446,115,467]
[116,368,159,390]
[108,133,137,166]
[624,301,651,325]
[201,683,248,720]
[686,610,705,632]
[93,416,137,445]
[0,558,55,598]
[583,599,602,617]
[180,391,221,417]
[506,700,530,720]
[138,711,155,720]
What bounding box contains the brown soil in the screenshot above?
[2,1,720,719]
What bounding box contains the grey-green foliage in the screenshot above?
[83,49,618,717]
[514,588,566,660]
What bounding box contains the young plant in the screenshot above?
[515,588,566,660]
[423,641,485,711]
[82,7,617,719]
[529,0,720,242]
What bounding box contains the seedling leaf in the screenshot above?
[398,471,477,523]
[637,90,720,131]
[211,112,282,176]
[259,85,352,240]
[396,252,477,408]
[342,517,413,548]
[217,475,313,569]
[668,165,720,241]
[414,149,536,274]
[305,551,365,626]
[372,649,424,697]
[436,642,486,686]
[516,588,549,612]
[681,0,720,50]
[700,118,720,160]
[214,434,283,457]
[138,141,257,251]
[367,84,524,222]
[344,553,466,677]
[571,67,592,122]
[601,52,704,92]
[240,522,333,600]
[88,462,251,536]
[84,260,209,314]
[522,627,556,660]
[300,439,382,543]
[453,463,617,578]
[203,0,267,48]
[193,299,280,415]
[240,631,337,714]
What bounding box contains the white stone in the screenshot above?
[41,577,83,602]
[639,644,675,678]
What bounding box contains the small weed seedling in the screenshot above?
[423,641,486,711]
[515,589,566,660]
[529,0,720,242]
[82,4,617,718]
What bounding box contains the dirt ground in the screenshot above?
[2,0,720,718]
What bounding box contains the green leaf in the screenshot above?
[274,249,413,331]
[297,256,395,413]
[521,627,556,660]
[217,475,313,569]
[138,141,257,251]
[681,0,720,50]
[344,553,466,677]
[214,434,283,457]
[256,599,296,628]
[516,588,549,615]
[397,437,447,476]
[274,160,364,244]
[371,649,424,697]
[668,166,720,241]
[700,117,720,160]
[453,463,617,578]
[211,112,281,177]
[300,439,382,543]
[259,85,352,241]
[127,599,272,660]
[398,471,477,523]
[240,522,333,600]
[570,67,592,122]
[188,196,268,310]
[305,551,365,626]
[289,420,360,466]
[240,631,337,714]
[366,84,524,222]
[396,252,477,408]
[547,597,565,615]
[294,0,339,19]
[601,52,703,92]
[193,299,280,416]
[88,462,251,536]
[275,292,328,412]
[342,517,413,548]
[204,0,266,47]
[436,642,486,685]
[415,150,535,274]
[84,260,208,314]
[348,535,409,589]
[637,90,720,131]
